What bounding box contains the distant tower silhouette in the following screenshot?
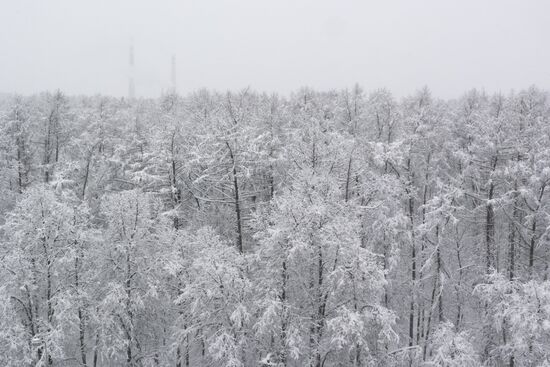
[171,54,177,94]
[128,41,135,99]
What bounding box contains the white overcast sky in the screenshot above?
[1,0,549,98]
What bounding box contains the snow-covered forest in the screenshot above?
[1,86,550,367]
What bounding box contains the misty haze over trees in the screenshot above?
[1,86,550,367]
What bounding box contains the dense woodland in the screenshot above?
[0,86,549,367]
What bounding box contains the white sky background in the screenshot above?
[1,0,549,99]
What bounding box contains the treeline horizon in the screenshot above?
[0,85,549,367]
[2,85,541,103]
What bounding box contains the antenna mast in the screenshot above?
[171,54,177,94]
[128,40,135,99]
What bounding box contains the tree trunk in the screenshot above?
[529,183,546,279]
[485,181,495,272]
[344,157,352,202]
[82,149,93,199]
[280,260,288,366]
[408,193,416,348]
[226,142,243,253]
[75,249,87,366]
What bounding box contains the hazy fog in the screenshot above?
[1,0,549,98]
